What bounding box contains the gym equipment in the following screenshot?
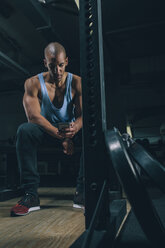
[70,0,126,247]
[123,134,165,193]
[105,129,165,248]
[78,0,122,231]
[72,0,165,246]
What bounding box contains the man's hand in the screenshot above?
[62,138,74,155]
[59,122,78,139]
[54,128,66,140]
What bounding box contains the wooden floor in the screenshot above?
[0,188,85,248]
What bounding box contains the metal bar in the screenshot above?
[41,0,79,15]
[0,51,30,76]
[30,0,51,26]
[37,0,79,15]
[97,0,106,131]
[46,4,78,15]
[36,25,51,31]
[75,0,79,9]
[31,0,64,43]
[106,20,165,36]
[79,0,110,229]
[82,180,108,248]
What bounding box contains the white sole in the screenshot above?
[73,204,84,210]
[28,206,40,213]
[13,206,40,216]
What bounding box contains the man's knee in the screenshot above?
[17,123,35,137]
[16,123,42,144]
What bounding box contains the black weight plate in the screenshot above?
[128,141,165,193]
[105,129,165,248]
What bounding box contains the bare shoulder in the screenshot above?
[72,74,81,92]
[24,74,41,97]
[72,74,81,83]
[24,75,41,91]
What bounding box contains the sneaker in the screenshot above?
[73,191,85,209]
[10,193,40,217]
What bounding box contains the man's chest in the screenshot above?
[46,84,66,108]
[39,83,75,109]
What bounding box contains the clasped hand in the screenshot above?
[58,122,77,139]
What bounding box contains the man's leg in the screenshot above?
[11,122,61,216]
[73,153,85,209]
[73,131,85,209]
[75,153,84,193]
[16,122,45,196]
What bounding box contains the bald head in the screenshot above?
[44,42,68,83]
[44,42,66,59]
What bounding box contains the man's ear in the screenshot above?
[44,59,48,68]
[65,57,68,66]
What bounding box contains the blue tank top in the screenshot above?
[38,72,75,127]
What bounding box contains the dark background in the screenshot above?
[0,0,165,190]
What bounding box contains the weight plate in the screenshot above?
[105,129,165,247]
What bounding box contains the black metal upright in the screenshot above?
[79,0,110,229]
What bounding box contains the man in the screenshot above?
[11,42,84,216]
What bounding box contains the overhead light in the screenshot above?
[38,0,46,4]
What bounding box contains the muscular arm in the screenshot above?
[23,78,64,140]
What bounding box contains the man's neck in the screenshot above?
[56,78,65,88]
[48,72,67,89]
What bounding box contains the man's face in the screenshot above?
[44,52,68,83]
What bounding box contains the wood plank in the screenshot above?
[0,187,85,248]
